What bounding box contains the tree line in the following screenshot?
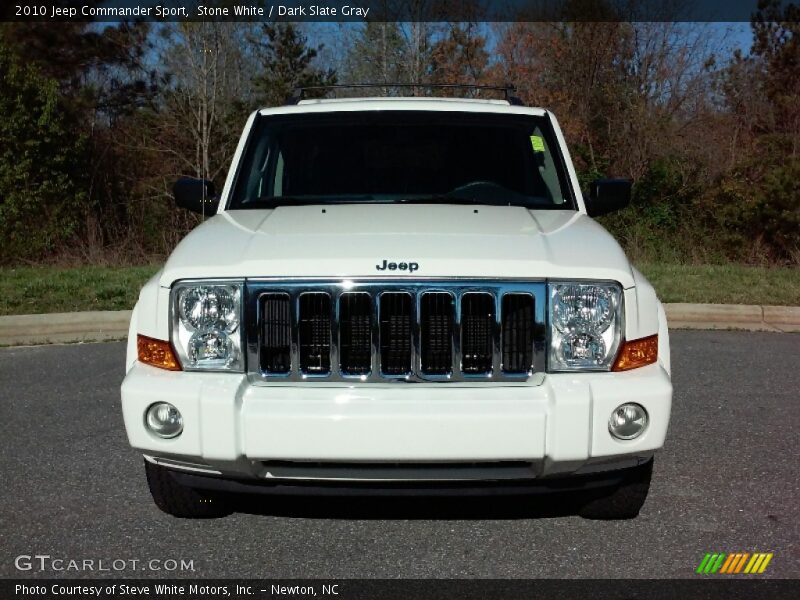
[0,0,797,266]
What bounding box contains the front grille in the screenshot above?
[379,293,412,375]
[260,293,291,374]
[298,292,331,374]
[420,293,454,375]
[248,280,545,383]
[339,293,372,375]
[502,294,534,373]
[461,293,495,374]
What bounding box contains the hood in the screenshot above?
[159,204,635,288]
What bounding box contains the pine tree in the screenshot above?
[429,23,490,91]
[251,23,336,106]
[751,0,800,151]
[345,23,408,92]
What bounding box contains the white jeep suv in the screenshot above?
[121,92,672,520]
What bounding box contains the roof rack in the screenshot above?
[285,83,525,106]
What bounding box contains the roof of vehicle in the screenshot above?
[257,97,548,117]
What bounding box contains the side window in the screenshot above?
[530,126,565,205]
[273,152,284,197]
[240,132,273,203]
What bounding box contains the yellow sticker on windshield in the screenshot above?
[530,135,545,152]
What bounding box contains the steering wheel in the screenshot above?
[448,181,521,203]
[450,181,504,193]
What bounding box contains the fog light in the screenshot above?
[145,402,183,438]
[608,403,648,440]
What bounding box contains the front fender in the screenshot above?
[125,268,167,372]
[125,302,139,372]
[657,300,671,376]
[628,266,670,376]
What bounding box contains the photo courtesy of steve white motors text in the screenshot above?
[14,583,340,597]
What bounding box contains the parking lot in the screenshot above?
[0,330,797,578]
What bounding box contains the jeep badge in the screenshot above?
[376,259,419,273]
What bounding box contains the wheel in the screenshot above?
[578,458,653,520]
[144,460,231,519]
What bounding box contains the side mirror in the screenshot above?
[585,179,631,217]
[173,177,219,215]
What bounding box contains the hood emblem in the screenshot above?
[376,259,419,273]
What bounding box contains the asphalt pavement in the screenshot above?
[0,331,797,579]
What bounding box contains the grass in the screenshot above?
[636,263,800,306]
[0,263,798,316]
[0,265,160,316]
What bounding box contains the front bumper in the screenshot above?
[167,461,650,498]
[121,361,671,481]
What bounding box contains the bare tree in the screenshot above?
[119,21,254,247]
[158,21,253,183]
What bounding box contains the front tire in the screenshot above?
[144,460,231,519]
[578,458,653,520]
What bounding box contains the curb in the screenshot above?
[1,304,798,347]
[663,303,800,333]
[0,310,131,346]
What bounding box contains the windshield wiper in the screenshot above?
[252,195,375,208]
[247,195,547,209]
[397,195,533,207]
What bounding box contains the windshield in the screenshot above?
[230,111,575,210]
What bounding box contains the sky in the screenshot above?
[131,19,757,84]
[307,21,755,75]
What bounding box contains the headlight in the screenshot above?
[171,281,244,371]
[549,282,623,371]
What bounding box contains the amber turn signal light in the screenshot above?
[137,335,181,371]
[612,334,658,372]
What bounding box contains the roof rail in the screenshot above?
[285,83,525,106]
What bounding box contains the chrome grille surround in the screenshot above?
[245,279,547,384]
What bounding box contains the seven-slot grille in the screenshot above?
[248,281,545,382]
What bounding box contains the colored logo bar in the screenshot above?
[696,552,773,574]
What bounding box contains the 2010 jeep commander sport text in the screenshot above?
[121,94,673,520]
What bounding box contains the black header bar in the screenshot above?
[5,579,800,600]
[2,0,791,23]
